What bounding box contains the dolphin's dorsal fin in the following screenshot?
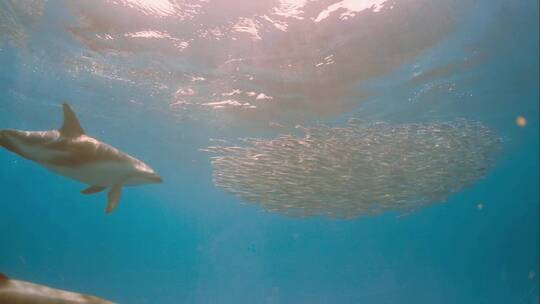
[59,104,85,138]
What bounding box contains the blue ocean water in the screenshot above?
[0,0,538,303]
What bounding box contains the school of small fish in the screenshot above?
[206,119,501,218]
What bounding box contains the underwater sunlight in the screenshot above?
[0,0,538,303]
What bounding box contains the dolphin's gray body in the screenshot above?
[0,104,162,213]
[0,272,115,304]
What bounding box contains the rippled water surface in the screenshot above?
[0,0,538,303]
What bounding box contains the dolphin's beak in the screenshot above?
[0,130,5,147]
[152,174,163,183]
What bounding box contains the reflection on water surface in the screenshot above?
[60,0,460,120]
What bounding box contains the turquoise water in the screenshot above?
[0,0,538,303]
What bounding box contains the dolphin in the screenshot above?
[0,272,115,304]
[0,104,162,213]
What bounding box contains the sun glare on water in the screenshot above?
[110,0,178,17]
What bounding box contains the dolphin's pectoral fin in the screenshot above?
[105,185,122,214]
[81,185,106,195]
[59,104,85,138]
